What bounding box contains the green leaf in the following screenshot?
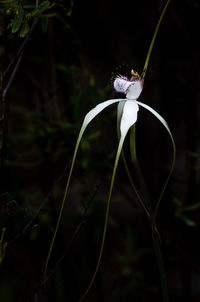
[20,23,30,38]
[11,6,24,33]
[181,215,196,227]
[11,22,21,33]
[183,202,200,212]
[27,1,50,19]
[7,22,15,29]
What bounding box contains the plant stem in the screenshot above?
[130,125,169,302]
[43,125,86,284]
[78,134,125,302]
[142,0,172,80]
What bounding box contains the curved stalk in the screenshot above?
[78,135,125,302]
[130,125,169,302]
[142,0,172,80]
[43,99,122,284]
[43,124,86,283]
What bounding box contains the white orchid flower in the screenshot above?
[81,72,174,153]
[44,1,175,300]
[44,70,175,300]
[74,71,176,302]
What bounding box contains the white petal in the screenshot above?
[114,76,132,94]
[114,76,143,100]
[83,99,125,126]
[126,80,143,100]
[117,100,126,137]
[136,100,175,144]
[120,100,139,137]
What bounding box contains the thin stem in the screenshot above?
[78,135,125,302]
[2,51,24,101]
[151,136,176,233]
[27,197,91,302]
[43,125,86,284]
[130,126,150,206]
[121,151,150,218]
[3,18,38,79]
[142,0,172,80]
[130,125,169,302]
[117,102,149,217]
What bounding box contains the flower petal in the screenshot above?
[136,100,174,144]
[44,97,125,280]
[126,80,143,100]
[114,76,143,100]
[120,100,139,137]
[114,76,132,94]
[136,100,176,236]
[117,100,126,137]
[83,99,125,126]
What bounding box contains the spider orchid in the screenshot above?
[76,72,175,302]
[44,69,175,294]
[78,71,174,162]
[44,1,175,300]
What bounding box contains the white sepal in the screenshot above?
[83,99,124,126]
[120,100,139,137]
[136,100,174,144]
[117,100,126,138]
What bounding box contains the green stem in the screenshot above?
[43,125,86,284]
[121,151,150,218]
[78,134,125,302]
[142,0,172,80]
[130,125,169,302]
[130,126,150,207]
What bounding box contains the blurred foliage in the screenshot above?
[1,0,51,37]
[1,0,200,302]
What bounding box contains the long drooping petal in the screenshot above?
[136,100,174,144]
[136,100,176,229]
[44,98,125,281]
[118,100,150,215]
[79,99,140,302]
[83,98,125,125]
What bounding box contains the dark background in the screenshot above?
[1,0,200,301]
